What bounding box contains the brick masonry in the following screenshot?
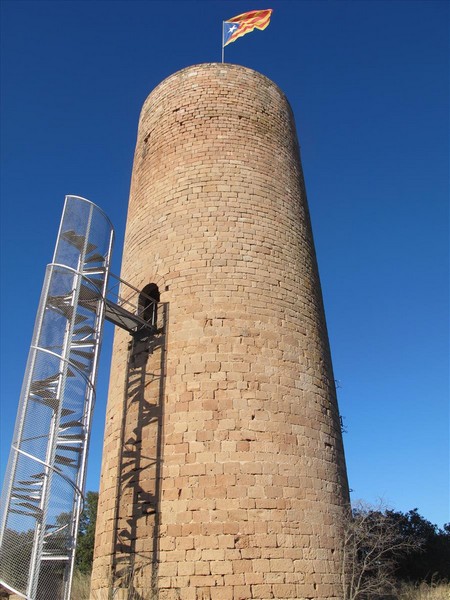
[91,63,349,600]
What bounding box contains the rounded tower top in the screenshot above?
[143,62,288,108]
[138,62,294,139]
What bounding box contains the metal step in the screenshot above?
[84,252,105,264]
[61,230,96,255]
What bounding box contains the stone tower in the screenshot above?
[91,63,349,600]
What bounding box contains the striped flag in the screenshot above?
[223,9,273,47]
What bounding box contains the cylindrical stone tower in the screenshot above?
[91,63,349,600]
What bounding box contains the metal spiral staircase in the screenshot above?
[0,196,157,599]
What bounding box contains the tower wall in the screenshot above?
[91,63,349,600]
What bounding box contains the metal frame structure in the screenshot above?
[0,196,157,599]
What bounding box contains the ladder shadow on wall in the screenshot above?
[111,303,168,599]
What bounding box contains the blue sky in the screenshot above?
[1,0,448,527]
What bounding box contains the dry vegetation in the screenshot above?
[399,582,450,600]
[71,570,91,600]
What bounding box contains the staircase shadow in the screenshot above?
[111,304,168,600]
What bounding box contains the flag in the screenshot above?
[223,9,273,47]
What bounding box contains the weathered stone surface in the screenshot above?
[91,63,349,600]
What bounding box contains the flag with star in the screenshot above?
[223,9,273,47]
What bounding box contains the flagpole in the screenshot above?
[222,21,225,63]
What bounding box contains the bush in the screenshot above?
[75,491,98,574]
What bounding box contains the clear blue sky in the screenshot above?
[1,0,448,528]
